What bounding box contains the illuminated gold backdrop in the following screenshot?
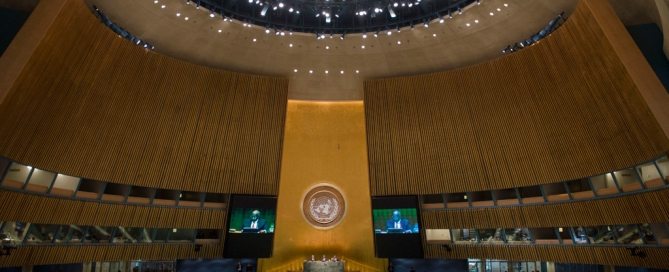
[258,101,385,272]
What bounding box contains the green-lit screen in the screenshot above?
[372,208,419,234]
[228,208,276,234]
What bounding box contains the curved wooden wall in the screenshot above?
[0,190,226,229]
[0,0,287,194]
[0,244,222,267]
[421,189,669,229]
[364,0,669,195]
[424,244,669,269]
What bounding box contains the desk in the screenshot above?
[303,260,344,272]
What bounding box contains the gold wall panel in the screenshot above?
[424,244,669,269]
[422,189,669,229]
[257,101,385,272]
[0,0,287,194]
[364,0,669,195]
[0,244,222,267]
[0,190,226,228]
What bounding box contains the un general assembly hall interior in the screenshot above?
[1,0,669,271]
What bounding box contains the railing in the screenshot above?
[0,157,228,210]
[421,155,669,210]
[425,222,669,248]
[0,221,221,247]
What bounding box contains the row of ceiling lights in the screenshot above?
[292,69,361,75]
[152,0,511,40]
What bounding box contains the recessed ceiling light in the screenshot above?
[289,43,293,47]
[161,5,166,8]
[361,45,366,49]
[293,69,298,72]
[325,70,329,74]
[309,70,313,74]
[355,70,360,74]
[252,38,257,42]
[176,12,181,17]
[340,70,344,74]
[218,29,222,33]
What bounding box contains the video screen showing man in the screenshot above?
[373,208,419,234]
[228,208,276,234]
[386,210,412,233]
[242,210,267,233]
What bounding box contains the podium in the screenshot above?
[303,260,344,272]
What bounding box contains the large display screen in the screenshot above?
[223,195,277,258]
[372,196,423,258]
[373,208,420,234]
[228,208,276,234]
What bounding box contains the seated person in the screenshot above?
[386,210,412,233]
[242,210,267,233]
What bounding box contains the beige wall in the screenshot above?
[258,101,385,272]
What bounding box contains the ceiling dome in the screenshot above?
[194,0,476,34]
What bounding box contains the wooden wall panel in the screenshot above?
[0,0,287,194]
[425,244,669,269]
[364,0,669,195]
[0,244,222,267]
[421,189,669,229]
[0,190,226,229]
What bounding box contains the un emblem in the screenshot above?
[302,184,346,229]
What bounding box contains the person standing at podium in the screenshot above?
[386,210,412,233]
[242,210,267,233]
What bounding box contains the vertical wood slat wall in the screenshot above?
[0,244,222,267]
[0,190,226,229]
[421,189,669,229]
[0,0,288,195]
[424,244,669,269]
[363,0,669,196]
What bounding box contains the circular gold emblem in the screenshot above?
[302,185,346,228]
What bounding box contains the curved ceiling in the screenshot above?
[87,0,577,100]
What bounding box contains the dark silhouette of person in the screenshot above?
[386,210,411,233]
[242,210,267,233]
